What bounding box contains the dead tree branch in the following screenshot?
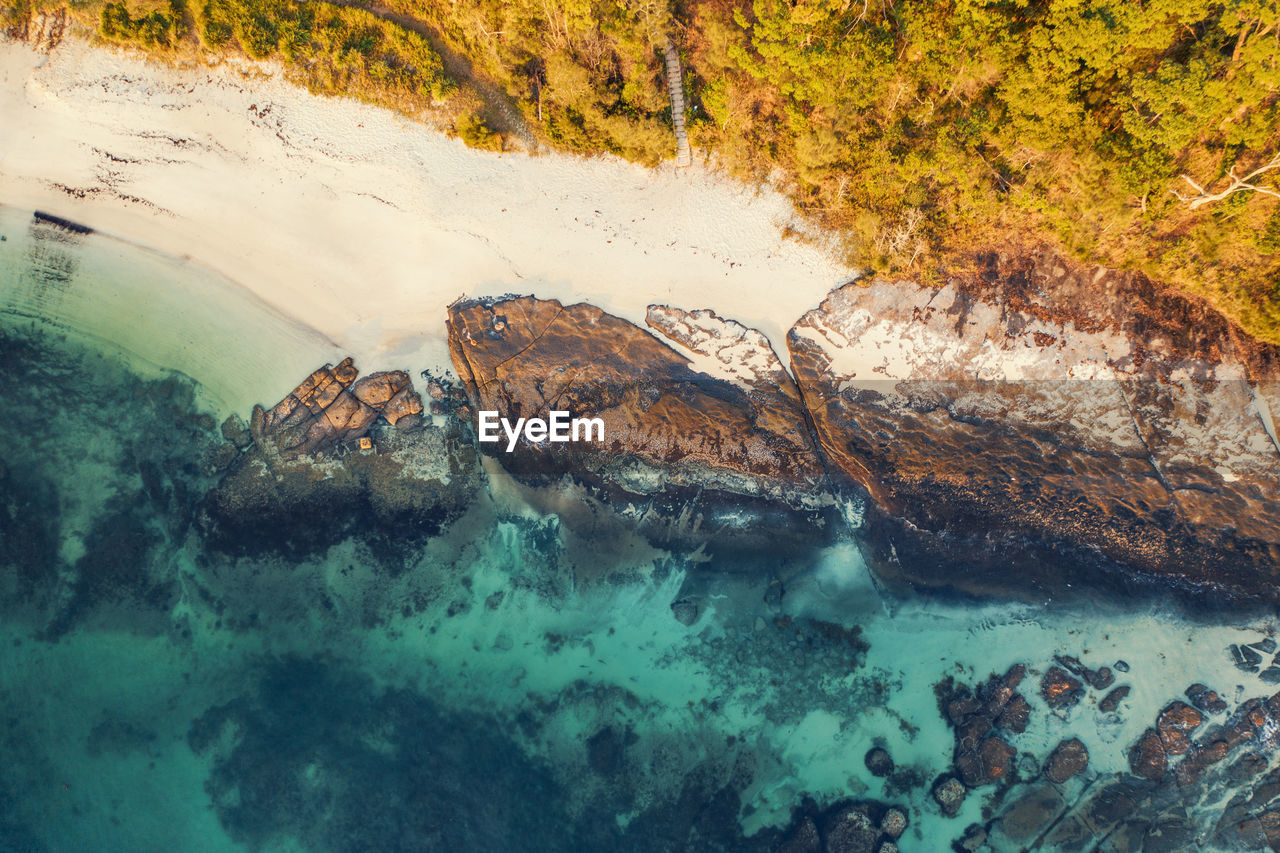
[1172,153,1280,209]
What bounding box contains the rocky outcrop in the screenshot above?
[201,360,473,560]
[775,799,909,852]
[988,683,1280,850]
[447,296,835,555]
[788,250,1280,606]
[936,664,1029,791]
[1043,738,1088,783]
[421,249,1280,603]
[250,357,424,458]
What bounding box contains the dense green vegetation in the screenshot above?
[3,0,1277,340]
[88,0,453,109]
[398,0,1280,340]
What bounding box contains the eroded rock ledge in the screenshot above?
[202,249,1279,603]
[447,296,838,556]
[789,251,1280,606]
[443,251,1279,606]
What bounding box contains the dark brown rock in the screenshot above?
[997,694,1032,733]
[448,297,835,554]
[1040,666,1085,710]
[1044,738,1089,783]
[1156,700,1204,756]
[977,735,1016,784]
[1099,685,1130,713]
[1186,683,1228,714]
[864,747,894,778]
[1128,728,1168,780]
[947,693,984,726]
[1087,666,1115,690]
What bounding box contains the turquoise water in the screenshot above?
[2,208,1278,852]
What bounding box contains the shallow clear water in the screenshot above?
[2,208,1278,852]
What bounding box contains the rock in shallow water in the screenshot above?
[932,776,967,817]
[1040,666,1084,710]
[1044,738,1089,783]
[1099,685,1131,713]
[1129,729,1168,780]
[864,747,894,778]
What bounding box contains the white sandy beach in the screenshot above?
[0,37,855,400]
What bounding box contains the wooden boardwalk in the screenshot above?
[663,39,692,167]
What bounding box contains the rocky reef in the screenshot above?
[962,664,1280,851]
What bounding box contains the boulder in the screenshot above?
[1044,738,1089,783]
[1156,701,1204,756]
[864,747,894,778]
[1185,683,1227,714]
[252,359,425,457]
[878,807,907,839]
[1099,685,1131,713]
[776,815,820,853]
[1128,729,1168,780]
[1232,643,1264,672]
[1087,666,1115,691]
[220,414,252,449]
[821,805,880,853]
[997,695,1032,733]
[200,418,480,559]
[932,775,967,817]
[1040,666,1084,710]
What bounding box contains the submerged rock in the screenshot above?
[937,664,1031,791]
[821,805,880,853]
[864,747,894,778]
[1044,738,1089,783]
[777,799,907,853]
[932,775,967,817]
[1099,685,1131,713]
[1155,701,1204,755]
[1040,666,1084,710]
[201,416,479,560]
[1232,643,1264,672]
[1128,729,1168,780]
[1185,683,1228,714]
